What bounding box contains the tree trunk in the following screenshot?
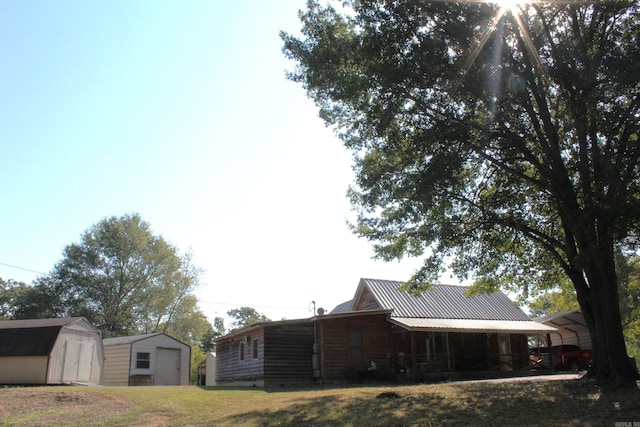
[572,243,639,387]
[588,273,637,386]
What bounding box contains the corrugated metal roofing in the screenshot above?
[534,310,586,327]
[330,300,352,314]
[359,278,532,321]
[534,310,591,348]
[390,317,557,334]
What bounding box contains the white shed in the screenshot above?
[102,332,191,386]
[197,352,216,386]
[0,317,104,385]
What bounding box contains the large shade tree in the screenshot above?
[40,213,210,339]
[282,0,640,386]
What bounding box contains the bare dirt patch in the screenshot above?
[0,387,137,427]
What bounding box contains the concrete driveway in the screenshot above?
[462,372,584,384]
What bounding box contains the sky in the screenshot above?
[0,0,430,324]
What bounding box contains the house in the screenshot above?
[0,317,104,385]
[213,318,315,387]
[533,310,592,349]
[197,352,216,386]
[213,278,556,386]
[102,332,191,386]
[316,278,557,382]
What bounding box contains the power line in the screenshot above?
[197,299,311,311]
[0,264,315,312]
[0,262,46,276]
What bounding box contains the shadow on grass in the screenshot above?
[213,380,640,427]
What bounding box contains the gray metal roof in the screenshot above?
[358,278,531,321]
[103,332,164,346]
[103,332,191,348]
[330,300,353,314]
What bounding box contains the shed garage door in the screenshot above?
[155,348,180,385]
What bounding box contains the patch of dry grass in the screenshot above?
[0,377,638,426]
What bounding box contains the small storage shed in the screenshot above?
[0,317,103,385]
[102,332,190,386]
[197,352,216,386]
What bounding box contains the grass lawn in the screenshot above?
[1,376,639,426]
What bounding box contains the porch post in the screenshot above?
[547,333,554,372]
[411,331,418,382]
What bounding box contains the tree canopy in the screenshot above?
[227,306,271,331]
[282,0,640,386]
[8,213,212,348]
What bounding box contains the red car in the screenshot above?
[529,345,592,372]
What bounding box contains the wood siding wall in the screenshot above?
[263,324,314,387]
[354,288,380,311]
[318,314,393,383]
[215,328,266,385]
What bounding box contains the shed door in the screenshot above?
[63,341,93,382]
[155,348,180,385]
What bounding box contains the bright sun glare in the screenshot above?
[495,0,525,15]
[460,0,538,78]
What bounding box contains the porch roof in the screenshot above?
[390,317,557,334]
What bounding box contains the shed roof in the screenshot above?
[103,332,189,348]
[0,317,88,329]
[0,317,95,357]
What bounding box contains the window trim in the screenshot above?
[136,352,150,369]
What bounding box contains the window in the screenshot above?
[253,338,259,359]
[136,352,150,369]
[240,342,245,361]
